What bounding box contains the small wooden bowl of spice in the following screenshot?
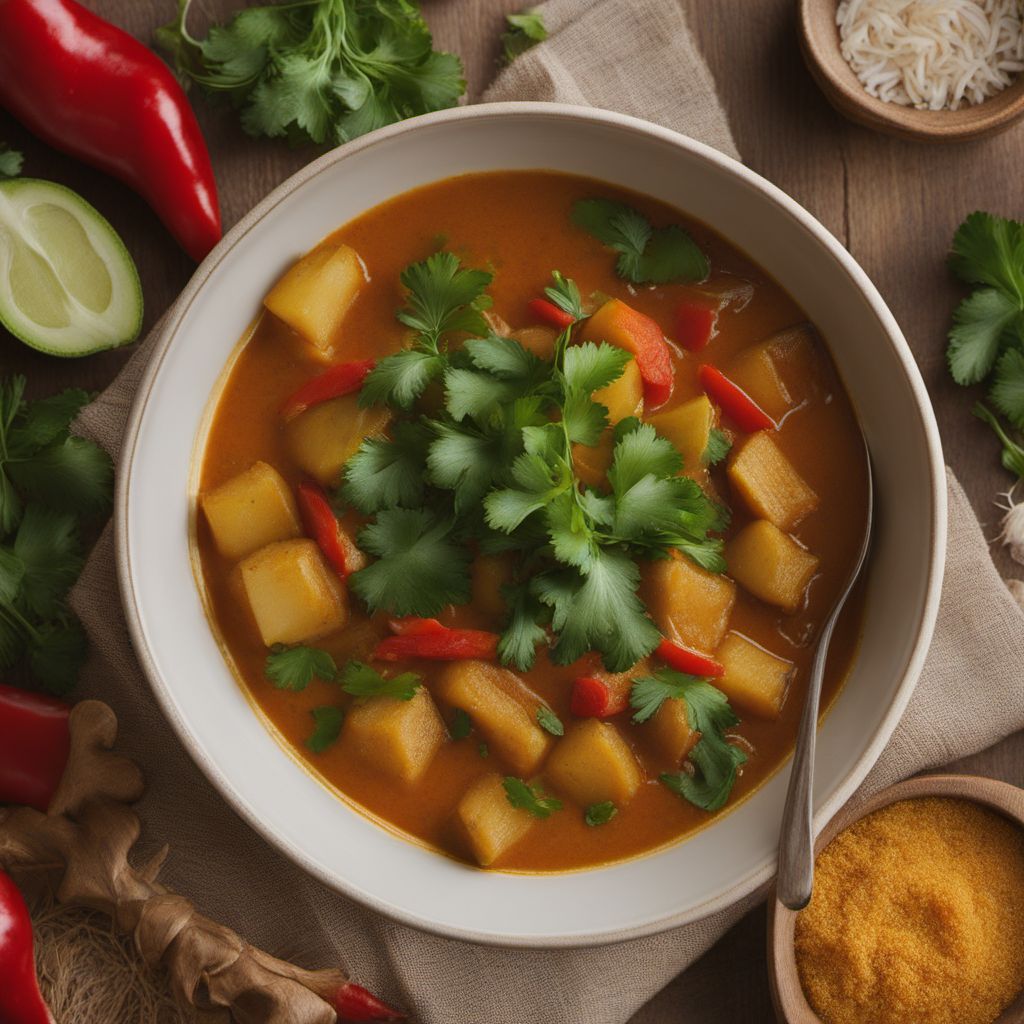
[799,0,1024,141]
[769,774,1024,1024]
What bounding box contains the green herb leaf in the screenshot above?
[503,776,563,819]
[974,404,1024,477]
[449,707,472,740]
[11,505,83,620]
[426,422,502,513]
[464,333,545,382]
[584,801,618,827]
[265,645,337,692]
[536,705,564,736]
[947,288,1021,386]
[703,427,732,466]
[359,350,445,410]
[949,211,1024,305]
[501,8,548,64]
[398,252,493,349]
[497,582,548,671]
[562,341,631,395]
[991,347,1024,429]
[544,271,584,322]
[340,660,420,701]
[306,706,345,753]
[342,422,428,512]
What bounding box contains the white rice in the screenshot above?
[836,0,1024,110]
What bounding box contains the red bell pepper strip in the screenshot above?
[296,483,351,578]
[280,359,376,421]
[0,0,221,262]
[698,364,775,433]
[0,683,70,812]
[0,869,50,1024]
[656,639,724,678]
[528,298,575,331]
[374,621,500,662]
[332,982,406,1022]
[674,301,718,352]
[570,676,630,718]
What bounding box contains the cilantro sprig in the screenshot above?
[503,777,563,819]
[501,9,548,64]
[264,645,420,700]
[307,706,345,753]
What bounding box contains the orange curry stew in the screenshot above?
[196,171,868,872]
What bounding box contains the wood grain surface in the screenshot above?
[2,2,1022,1020]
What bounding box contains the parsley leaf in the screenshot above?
[265,644,337,691]
[503,777,563,819]
[501,9,548,64]
[536,706,564,736]
[307,706,345,753]
[585,801,618,827]
[703,427,732,466]
[449,707,472,740]
[340,660,420,700]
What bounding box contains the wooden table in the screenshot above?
[2,2,1022,1020]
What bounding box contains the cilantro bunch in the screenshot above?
[158,0,465,146]
[0,378,113,694]
[337,253,728,674]
[945,212,1024,475]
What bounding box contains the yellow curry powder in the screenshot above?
[794,797,1024,1024]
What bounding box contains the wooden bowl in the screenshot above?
[799,0,1024,142]
[768,774,1024,1023]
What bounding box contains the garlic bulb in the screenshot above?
[996,489,1024,567]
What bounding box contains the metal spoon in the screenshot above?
[777,441,873,911]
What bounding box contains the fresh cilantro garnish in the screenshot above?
[0,145,23,180]
[633,668,746,812]
[341,422,428,513]
[265,644,337,691]
[157,0,465,146]
[503,777,563,819]
[306,706,345,753]
[501,9,548,64]
[703,428,732,466]
[536,706,564,736]
[449,707,472,740]
[974,403,1024,477]
[340,660,420,700]
[496,582,548,671]
[571,199,709,285]
[584,801,618,827]
[544,270,585,322]
[0,378,112,694]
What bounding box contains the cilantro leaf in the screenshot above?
[608,422,683,491]
[703,427,732,466]
[536,706,564,736]
[949,211,1024,305]
[464,334,545,382]
[974,403,1024,477]
[562,341,631,395]
[630,668,703,723]
[307,706,345,753]
[426,422,502,513]
[444,368,521,423]
[342,422,428,513]
[501,9,548,64]
[585,801,618,827]
[350,508,471,616]
[485,452,568,533]
[397,252,493,348]
[561,391,608,446]
[991,347,1024,429]
[265,645,337,691]
[503,777,563,819]
[359,350,444,410]
[0,145,23,180]
[544,271,584,322]
[7,436,113,519]
[947,288,1021,386]
[11,505,83,620]
[340,660,420,701]
[16,388,89,447]
[449,707,472,740]
[497,582,548,671]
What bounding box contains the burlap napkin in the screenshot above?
[68,1,1024,1022]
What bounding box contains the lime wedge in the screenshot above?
[0,178,142,357]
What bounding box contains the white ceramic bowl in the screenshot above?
[117,103,946,947]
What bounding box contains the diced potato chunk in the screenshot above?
[239,539,347,646]
[545,720,642,806]
[726,520,819,612]
[717,632,793,720]
[725,326,819,421]
[511,326,557,360]
[454,773,534,867]
[264,242,364,358]
[435,661,551,775]
[728,432,819,531]
[472,554,514,619]
[342,688,446,783]
[572,431,614,488]
[201,461,301,561]
[641,552,736,653]
[593,357,643,424]
[285,394,391,487]
[648,396,716,474]
[648,697,699,765]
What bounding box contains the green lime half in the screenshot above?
[0,177,142,357]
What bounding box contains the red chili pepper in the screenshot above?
[296,483,351,578]
[280,359,376,421]
[698,364,775,433]
[388,617,448,636]
[656,638,724,678]
[528,298,575,331]
[332,982,406,1022]
[0,683,70,812]
[374,621,500,662]
[570,676,630,718]
[0,0,221,261]
[674,301,718,352]
[0,870,50,1024]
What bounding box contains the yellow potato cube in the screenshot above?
[641,552,736,653]
[648,395,716,474]
[264,242,365,358]
[342,688,446,783]
[200,461,301,561]
[647,697,699,766]
[728,431,819,531]
[510,326,557,360]
[572,431,614,489]
[435,661,551,776]
[726,520,819,612]
[593,357,643,425]
[717,632,794,720]
[284,394,391,487]
[239,539,347,646]
[725,326,819,421]
[472,554,514,619]
[545,720,643,806]
[453,773,534,867]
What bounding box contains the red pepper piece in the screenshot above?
[0,683,70,811]
[332,982,406,1022]
[296,482,351,578]
[0,869,50,1024]
[674,301,718,352]
[656,638,724,678]
[698,364,775,433]
[528,297,575,331]
[570,676,630,718]
[373,623,500,662]
[0,0,221,261]
[280,359,376,421]
[388,617,448,636]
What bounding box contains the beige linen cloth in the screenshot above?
[69,1,1024,1022]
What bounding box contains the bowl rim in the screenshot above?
[115,101,947,947]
